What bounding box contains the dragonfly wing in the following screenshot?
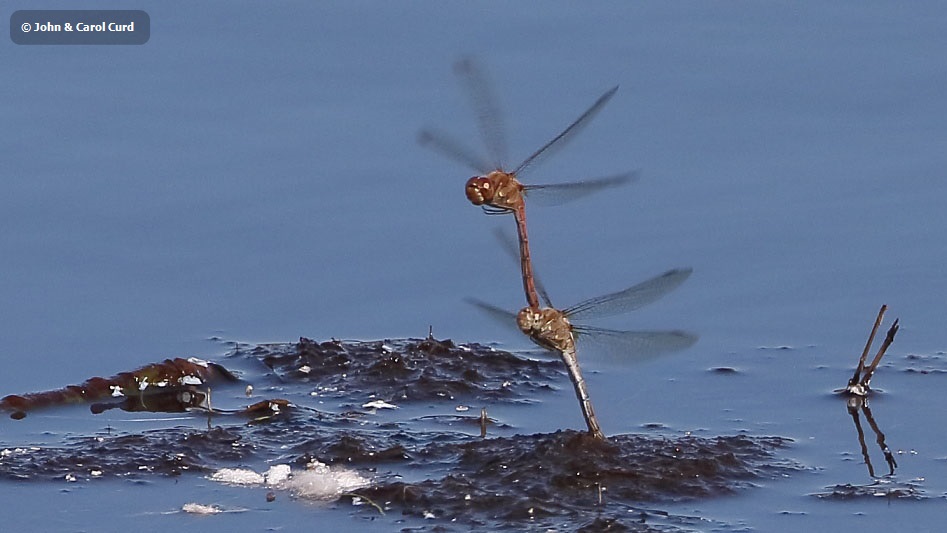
[453,57,508,170]
[465,298,519,331]
[513,85,619,177]
[418,127,493,174]
[574,325,698,362]
[523,171,639,207]
[565,268,692,321]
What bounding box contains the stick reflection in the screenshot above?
[845,395,897,477]
[837,304,900,477]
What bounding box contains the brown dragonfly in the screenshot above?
[468,267,697,439]
[419,58,636,309]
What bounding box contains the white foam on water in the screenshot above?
[210,468,265,485]
[208,462,370,500]
[182,503,222,514]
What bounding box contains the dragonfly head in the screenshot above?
[515,307,544,335]
[465,176,495,206]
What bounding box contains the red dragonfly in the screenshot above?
[468,263,697,439]
[419,58,636,309]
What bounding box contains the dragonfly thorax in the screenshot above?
[516,307,575,353]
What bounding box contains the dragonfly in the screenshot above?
[468,266,697,439]
[419,57,636,309]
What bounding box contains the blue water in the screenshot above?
[3,2,947,531]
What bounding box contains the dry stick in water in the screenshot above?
[849,304,887,389]
[845,304,900,395]
[862,318,900,388]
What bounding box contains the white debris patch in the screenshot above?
[210,468,265,485]
[182,503,222,514]
[180,375,203,386]
[362,400,398,410]
[282,461,370,500]
[208,462,370,500]
[1,447,41,457]
[263,464,291,485]
[187,357,210,367]
[110,385,124,397]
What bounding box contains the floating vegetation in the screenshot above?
[814,479,927,501]
[243,336,564,404]
[0,358,238,420]
[0,337,804,529]
[348,430,794,529]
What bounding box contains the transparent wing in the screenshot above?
[523,171,639,207]
[466,298,558,358]
[574,325,698,362]
[564,268,692,321]
[418,128,492,174]
[465,298,518,331]
[512,85,619,177]
[454,57,508,170]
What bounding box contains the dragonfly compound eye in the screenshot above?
[465,177,494,205]
[516,308,539,333]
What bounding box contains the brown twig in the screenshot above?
[862,319,900,387]
[342,493,385,515]
[849,305,887,388]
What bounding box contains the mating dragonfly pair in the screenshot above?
[420,58,696,439]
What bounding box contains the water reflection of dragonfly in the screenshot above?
[419,57,635,309]
[469,264,698,439]
[836,304,901,477]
